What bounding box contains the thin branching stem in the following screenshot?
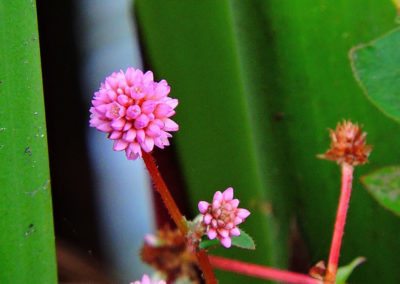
[325,163,354,283]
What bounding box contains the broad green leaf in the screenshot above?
[0,1,56,283]
[361,166,400,217]
[231,229,256,250]
[350,28,400,123]
[336,257,366,284]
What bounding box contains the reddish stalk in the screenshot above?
[324,163,354,283]
[142,152,217,283]
[209,255,321,284]
[196,250,218,284]
[142,152,188,235]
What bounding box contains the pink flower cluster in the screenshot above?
[89,68,179,159]
[131,274,166,284]
[198,187,250,248]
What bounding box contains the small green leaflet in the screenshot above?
[231,229,256,250]
[350,28,400,124]
[199,239,220,249]
[199,229,256,250]
[361,166,400,217]
[336,257,366,284]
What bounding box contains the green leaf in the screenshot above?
[231,229,256,250]
[336,257,366,284]
[199,239,220,250]
[0,1,56,283]
[199,229,256,250]
[361,166,400,217]
[350,28,400,123]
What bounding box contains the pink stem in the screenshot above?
[325,163,354,283]
[209,255,321,284]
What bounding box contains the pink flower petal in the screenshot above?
[198,201,210,214]
[203,214,212,225]
[213,191,223,202]
[234,217,243,225]
[113,140,128,151]
[143,71,154,83]
[225,222,234,230]
[109,131,122,139]
[141,137,155,153]
[222,187,234,201]
[136,129,145,143]
[97,122,112,132]
[221,237,232,248]
[146,123,161,137]
[123,122,132,131]
[165,98,178,109]
[154,104,172,118]
[141,100,157,114]
[123,129,136,142]
[134,114,150,129]
[126,105,141,120]
[218,229,229,238]
[230,199,239,208]
[230,227,240,236]
[110,118,125,131]
[237,208,251,219]
[117,94,129,106]
[163,118,179,131]
[207,229,217,240]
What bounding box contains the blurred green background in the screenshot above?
[135,1,400,283]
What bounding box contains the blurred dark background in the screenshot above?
[36,0,105,280]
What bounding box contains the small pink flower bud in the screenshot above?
[198,187,250,248]
[131,274,166,284]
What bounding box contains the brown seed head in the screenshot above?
[140,227,200,283]
[318,120,372,166]
[309,260,326,280]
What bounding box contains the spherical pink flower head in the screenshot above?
[131,274,166,284]
[198,187,250,248]
[89,68,179,159]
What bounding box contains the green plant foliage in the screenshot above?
[0,1,57,283]
[336,257,366,284]
[361,166,400,217]
[135,1,400,283]
[231,229,256,250]
[199,229,255,250]
[350,28,400,123]
[199,239,220,250]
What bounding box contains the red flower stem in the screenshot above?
[142,152,217,284]
[209,255,321,284]
[196,250,218,284]
[325,163,354,283]
[142,152,188,235]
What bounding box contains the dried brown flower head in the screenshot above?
[308,260,326,280]
[318,120,372,166]
[141,227,200,283]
